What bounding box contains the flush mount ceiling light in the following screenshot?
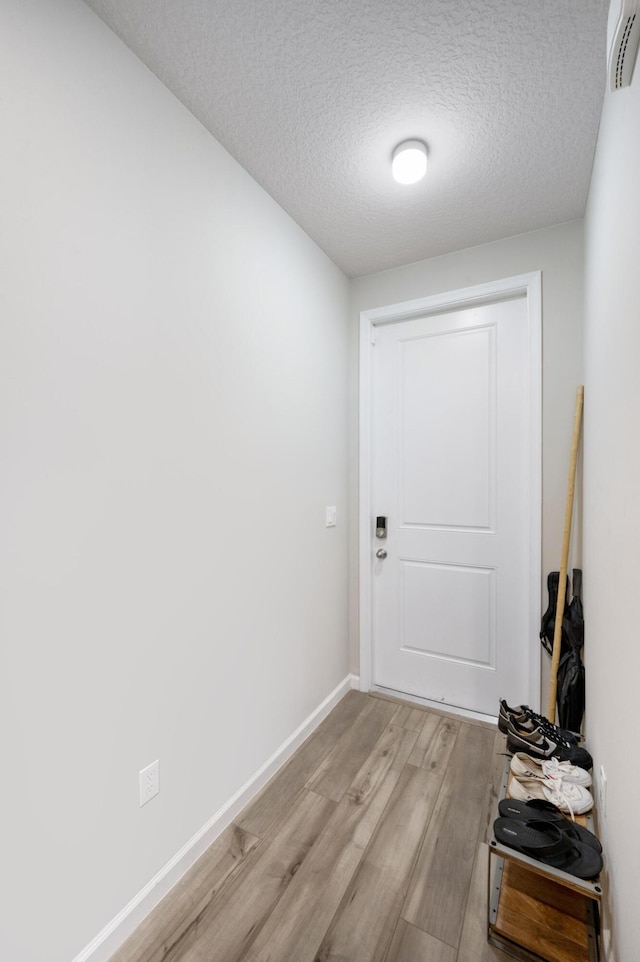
[392,139,427,185]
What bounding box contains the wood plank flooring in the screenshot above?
[109,692,503,962]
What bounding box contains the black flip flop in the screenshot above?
[493,817,602,879]
[498,797,602,853]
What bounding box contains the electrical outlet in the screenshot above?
[597,764,607,818]
[139,759,160,807]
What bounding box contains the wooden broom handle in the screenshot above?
[547,385,584,723]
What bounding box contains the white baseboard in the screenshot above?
[72,674,355,962]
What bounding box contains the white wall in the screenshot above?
[0,3,349,960]
[583,70,640,962]
[349,222,585,697]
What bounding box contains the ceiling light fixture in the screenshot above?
[392,140,427,185]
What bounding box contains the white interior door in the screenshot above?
[371,295,533,716]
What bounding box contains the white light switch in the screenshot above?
[325,505,337,527]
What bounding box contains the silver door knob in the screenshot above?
[376,548,387,560]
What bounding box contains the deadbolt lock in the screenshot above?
[376,516,387,539]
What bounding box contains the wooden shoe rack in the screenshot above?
[488,759,602,962]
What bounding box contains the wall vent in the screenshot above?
[608,0,640,90]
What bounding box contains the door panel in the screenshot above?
[372,296,530,715]
[401,326,495,529]
[400,560,496,667]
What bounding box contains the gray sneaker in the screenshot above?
[498,699,580,744]
[506,721,592,770]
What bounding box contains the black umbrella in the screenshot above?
[556,569,585,732]
[540,571,569,658]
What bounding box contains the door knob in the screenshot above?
[376,548,387,560]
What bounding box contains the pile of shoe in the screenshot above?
[494,699,601,879]
[494,798,602,879]
[508,752,593,816]
[498,700,592,770]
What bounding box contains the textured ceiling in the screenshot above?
[82,0,609,277]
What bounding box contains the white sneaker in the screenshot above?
[510,751,592,787]
[508,774,593,817]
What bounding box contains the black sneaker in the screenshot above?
[506,720,592,770]
[499,699,580,744]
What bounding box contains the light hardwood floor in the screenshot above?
[109,692,507,962]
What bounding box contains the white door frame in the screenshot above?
[358,272,542,713]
